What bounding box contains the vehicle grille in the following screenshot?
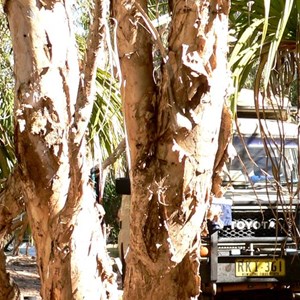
[218,210,293,238]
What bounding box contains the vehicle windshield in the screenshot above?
[223,136,298,186]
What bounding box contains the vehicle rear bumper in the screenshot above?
[201,255,300,284]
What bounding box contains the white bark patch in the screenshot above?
[40,3,70,68]
[31,107,64,152]
[172,139,190,162]
[189,108,200,124]
[181,44,208,77]
[16,106,32,132]
[44,131,62,150]
[175,112,192,131]
[17,119,26,133]
[31,110,47,135]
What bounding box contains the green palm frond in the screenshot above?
[262,0,294,90]
[229,0,298,114]
[88,69,124,164]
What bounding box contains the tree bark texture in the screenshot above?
[4,0,117,299]
[0,249,20,300]
[0,170,24,300]
[113,0,230,299]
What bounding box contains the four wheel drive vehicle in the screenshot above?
[200,116,300,299]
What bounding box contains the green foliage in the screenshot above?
[229,0,299,115]
[0,8,16,179]
[73,0,92,57]
[102,173,121,244]
[88,69,124,165]
[147,0,169,20]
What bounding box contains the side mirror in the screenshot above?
[115,177,131,195]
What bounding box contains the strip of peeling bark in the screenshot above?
[73,0,109,146]
[211,105,233,198]
[66,0,108,213]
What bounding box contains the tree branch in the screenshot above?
[102,138,126,170]
[74,0,109,144]
[83,0,107,95]
[91,138,126,202]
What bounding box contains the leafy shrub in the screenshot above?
[102,174,122,244]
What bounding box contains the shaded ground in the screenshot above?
[5,244,122,300]
[6,254,41,300]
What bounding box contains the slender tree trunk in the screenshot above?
[113,0,230,299]
[4,0,117,299]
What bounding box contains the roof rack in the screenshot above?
[236,89,290,121]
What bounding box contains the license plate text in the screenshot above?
[235,259,285,277]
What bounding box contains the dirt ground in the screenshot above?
[5,244,122,300]
[6,254,41,299]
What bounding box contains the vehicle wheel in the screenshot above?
[293,293,300,299]
[199,293,214,300]
[201,282,217,297]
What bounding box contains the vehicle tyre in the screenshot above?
[201,282,217,297]
[199,293,214,300]
[294,294,300,299]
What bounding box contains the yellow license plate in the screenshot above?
[235,258,285,277]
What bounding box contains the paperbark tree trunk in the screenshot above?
[113,0,230,299]
[4,0,117,299]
